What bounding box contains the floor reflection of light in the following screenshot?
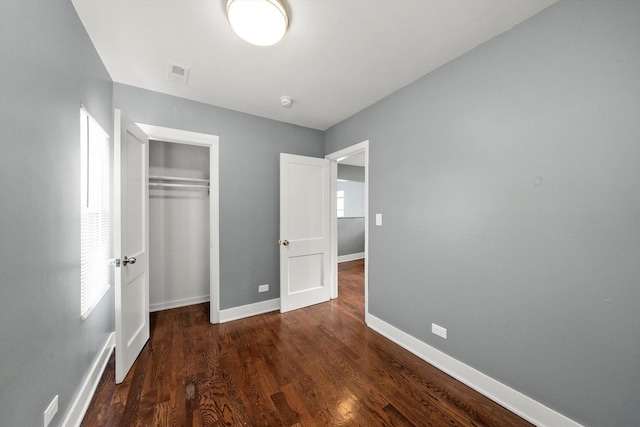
[338,395,356,420]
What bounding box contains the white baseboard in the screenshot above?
[366,314,583,427]
[150,295,210,312]
[220,298,281,323]
[62,332,115,427]
[338,252,365,263]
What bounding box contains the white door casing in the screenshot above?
[136,123,220,324]
[325,140,369,318]
[114,109,150,384]
[280,154,331,313]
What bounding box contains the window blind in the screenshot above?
[80,108,110,320]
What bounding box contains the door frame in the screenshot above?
[137,123,221,324]
[325,140,369,321]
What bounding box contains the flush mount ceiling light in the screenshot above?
[226,0,289,46]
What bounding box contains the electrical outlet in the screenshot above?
[431,323,447,339]
[258,284,269,293]
[43,395,58,427]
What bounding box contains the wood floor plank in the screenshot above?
[82,260,532,426]
[169,309,187,426]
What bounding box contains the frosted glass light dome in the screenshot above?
[226,0,289,46]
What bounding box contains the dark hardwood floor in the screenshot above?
[81,260,532,426]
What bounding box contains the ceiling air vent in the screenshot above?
[167,63,189,85]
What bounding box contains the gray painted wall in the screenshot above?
[0,1,114,426]
[338,218,365,257]
[337,164,365,182]
[325,1,640,425]
[113,84,324,310]
[149,141,210,309]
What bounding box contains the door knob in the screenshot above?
[123,256,136,266]
[279,239,289,246]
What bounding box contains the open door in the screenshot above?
[279,154,331,313]
[114,109,150,383]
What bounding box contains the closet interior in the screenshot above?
[148,140,210,311]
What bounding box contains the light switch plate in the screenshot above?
[375,213,382,226]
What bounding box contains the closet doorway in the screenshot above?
[138,124,220,324]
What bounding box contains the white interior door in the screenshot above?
[114,109,150,383]
[280,154,331,313]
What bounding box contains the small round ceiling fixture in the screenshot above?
[226,0,289,46]
[280,96,293,107]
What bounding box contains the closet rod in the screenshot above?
[149,182,209,190]
[149,175,209,184]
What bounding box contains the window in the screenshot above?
[337,190,345,217]
[80,108,110,320]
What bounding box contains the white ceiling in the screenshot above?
[72,0,557,131]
